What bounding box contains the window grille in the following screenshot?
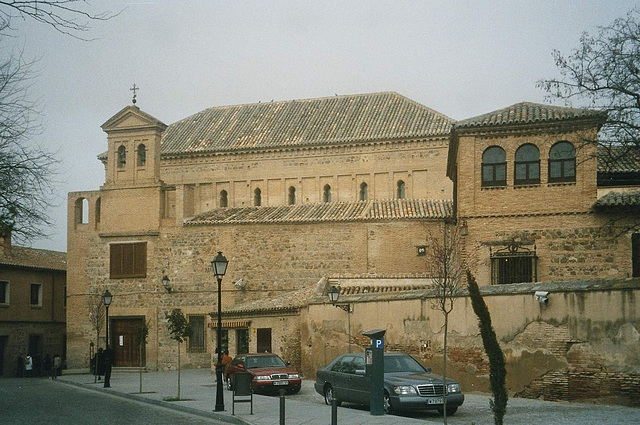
[490,243,537,285]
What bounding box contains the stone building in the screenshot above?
[66,92,640,403]
[0,233,67,377]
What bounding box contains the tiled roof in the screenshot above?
[186,199,452,226]
[455,102,606,129]
[597,145,640,173]
[593,189,640,207]
[0,246,67,271]
[160,92,454,155]
[220,284,317,314]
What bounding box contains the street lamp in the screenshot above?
[162,275,172,293]
[211,251,229,412]
[102,289,112,348]
[327,285,353,353]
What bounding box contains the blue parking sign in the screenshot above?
[374,337,383,349]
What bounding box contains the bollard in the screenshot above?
[279,388,286,425]
[331,396,337,425]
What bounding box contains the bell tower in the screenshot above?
[97,93,168,234]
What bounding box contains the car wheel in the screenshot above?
[437,406,458,416]
[226,375,232,391]
[324,385,340,406]
[383,391,394,414]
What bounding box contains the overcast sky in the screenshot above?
[5,0,639,252]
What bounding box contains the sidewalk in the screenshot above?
[57,368,433,425]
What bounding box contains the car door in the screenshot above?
[330,356,356,404]
[350,355,370,405]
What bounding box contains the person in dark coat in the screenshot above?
[52,354,62,379]
[43,354,51,378]
[96,348,104,380]
[103,346,114,388]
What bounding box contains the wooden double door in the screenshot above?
[111,317,144,367]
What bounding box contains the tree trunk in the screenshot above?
[442,312,448,425]
[177,341,181,400]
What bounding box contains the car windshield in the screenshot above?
[384,355,427,373]
[245,355,286,369]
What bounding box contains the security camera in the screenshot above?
[534,291,549,305]
[234,278,245,289]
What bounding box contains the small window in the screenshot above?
[188,315,206,352]
[110,242,147,279]
[482,146,507,187]
[117,145,126,168]
[254,188,262,206]
[323,185,332,203]
[0,280,9,305]
[288,186,296,205]
[74,197,89,225]
[219,190,228,208]
[548,141,576,183]
[30,283,42,306]
[359,182,368,201]
[137,144,146,166]
[514,144,540,185]
[396,180,406,199]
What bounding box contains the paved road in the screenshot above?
[25,369,640,425]
[0,377,228,425]
[296,381,640,425]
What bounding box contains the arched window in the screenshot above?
[219,190,228,208]
[74,197,89,225]
[482,146,506,187]
[254,188,262,206]
[396,180,406,199]
[514,144,540,185]
[117,145,126,168]
[359,182,368,201]
[323,185,332,203]
[288,186,296,205]
[548,141,576,183]
[137,144,146,166]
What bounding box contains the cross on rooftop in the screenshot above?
[130,84,139,104]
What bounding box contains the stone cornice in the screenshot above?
[160,136,449,166]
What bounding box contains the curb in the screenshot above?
[56,378,252,425]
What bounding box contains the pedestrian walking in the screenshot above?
[25,354,33,377]
[52,354,62,379]
[43,354,51,378]
[103,346,113,388]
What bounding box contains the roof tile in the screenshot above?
[161,92,454,156]
[187,199,452,226]
[456,102,606,129]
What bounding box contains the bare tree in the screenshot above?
[538,9,640,232]
[0,2,114,244]
[0,1,115,39]
[88,295,104,383]
[425,222,468,423]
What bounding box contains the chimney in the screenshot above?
[0,232,11,255]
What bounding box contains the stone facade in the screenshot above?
[66,93,640,404]
[304,279,640,406]
[0,235,66,377]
